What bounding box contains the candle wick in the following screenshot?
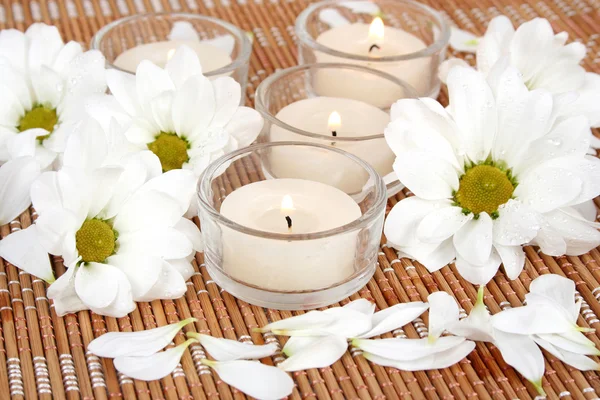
[331,130,337,137]
[285,216,292,229]
[369,44,381,53]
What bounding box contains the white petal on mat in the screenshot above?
[495,244,526,281]
[491,304,574,335]
[0,225,54,283]
[493,330,546,395]
[359,302,429,339]
[343,299,376,316]
[277,335,348,371]
[282,337,321,356]
[88,318,196,358]
[320,308,373,338]
[527,274,578,322]
[353,336,466,361]
[257,311,334,334]
[534,336,600,372]
[204,359,294,400]
[363,340,476,371]
[188,333,278,361]
[448,287,495,342]
[0,156,41,225]
[448,26,480,52]
[114,339,195,381]
[536,333,600,356]
[427,291,460,342]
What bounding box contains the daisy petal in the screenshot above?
[399,239,456,273]
[417,206,472,243]
[117,228,193,259]
[534,336,600,371]
[427,291,460,342]
[453,213,493,266]
[364,340,476,371]
[447,66,496,162]
[0,225,54,282]
[438,58,471,84]
[359,302,429,338]
[172,74,215,136]
[384,197,445,247]
[455,250,501,286]
[113,190,182,232]
[174,218,203,252]
[0,29,26,69]
[393,152,458,200]
[75,262,122,309]
[224,107,263,149]
[88,318,196,358]
[448,27,480,52]
[205,360,294,400]
[515,166,582,213]
[47,264,89,315]
[138,169,197,214]
[282,337,321,356]
[318,307,372,338]
[136,61,175,113]
[536,333,600,356]
[211,77,241,127]
[257,311,334,334]
[62,119,108,171]
[476,16,514,73]
[188,333,277,361]
[140,261,187,301]
[166,45,203,88]
[509,18,555,83]
[52,41,83,73]
[278,335,348,371]
[354,336,466,360]
[114,339,194,381]
[495,244,525,280]
[106,69,141,116]
[493,330,546,395]
[541,209,600,256]
[527,274,578,321]
[0,157,41,225]
[448,288,495,342]
[106,254,162,301]
[493,200,540,246]
[26,24,63,71]
[491,304,574,334]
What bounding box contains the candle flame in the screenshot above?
[281,195,294,213]
[327,111,342,130]
[369,17,385,42]
[167,48,176,61]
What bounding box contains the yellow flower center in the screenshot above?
[147,132,189,172]
[75,219,116,263]
[454,164,516,218]
[18,106,58,141]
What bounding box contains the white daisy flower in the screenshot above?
[87,45,263,202]
[384,65,600,285]
[0,23,106,224]
[0,119,202,317]
[441,16,600,135]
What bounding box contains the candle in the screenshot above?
[313,17,430,103]
[219,178,362,291]
[113,40,232,73]
[266,96,391,194]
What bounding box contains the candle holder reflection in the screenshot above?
[196,142,386,310]
[255,63,417,196]
[91,12,251,101]
[295,0,450,99]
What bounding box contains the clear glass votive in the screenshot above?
[295,0,449,98]
[197,142,386,310]
[255,63,417,196]
[91,13,251,96]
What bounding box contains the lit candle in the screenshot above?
[113,40,232,73]
[267,96,392,193]
[219,178,361,291]
[313,17,431,103]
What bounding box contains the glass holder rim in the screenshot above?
[197,141,387,241]
[295,0,450,62]
[90,12,252,76]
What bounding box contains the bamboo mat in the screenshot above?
[1,0,600,399]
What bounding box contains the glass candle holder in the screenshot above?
[91,13,251,96]
[197,142,386,310]
[255,63,416,196]
[295,0,449,98]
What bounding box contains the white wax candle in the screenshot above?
[220,178,361,291]
[268,97,391,194]
[113,40,232,73]
[313,19,431,104]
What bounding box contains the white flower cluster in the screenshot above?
[384,18,600,284]
[0,23,263,317]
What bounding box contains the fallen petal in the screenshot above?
[364,340,476,371]
[359,302,429,338]
[256,311,334,335]
[114,338,195,381]
[278,335,348,371]
[534,336,600,372]
[187,333,278,361]
[203,359,294,400]
[282,336,321,356]
[89,318,196,358]
[427,291,460,342]
[0,225,54,283]
[320,307,373,338]
[343,298,376,316]
[492,304,574,335]
[536,333,600,356]
[353,336,466,361]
